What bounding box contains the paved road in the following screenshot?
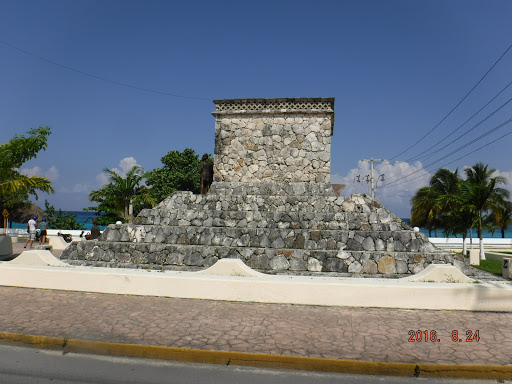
[0,286,510,367]
[0,345,503,384]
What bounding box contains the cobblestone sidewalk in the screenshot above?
[0,286,510,366]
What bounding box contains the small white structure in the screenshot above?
[400,264,475,283]
[7,250,69,267]
[196,259,265,277]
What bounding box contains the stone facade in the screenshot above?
[213,98,334,183]
[60,97,454,275]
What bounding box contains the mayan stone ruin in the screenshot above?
[61,97,454,275]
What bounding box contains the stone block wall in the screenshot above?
[212,98,334,183]
[61,184,454,275]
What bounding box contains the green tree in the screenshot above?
[463,163,509,259]
[0,192,31,228]
[410,169,460,237]
[411,164,511,257]
[410,186,441,237]
[87,165,155,224]
[0,126,54,196]
[485,200,512,238]
[85,182,122,226]
[44,200,84,230]
[440,184,476,256]
[0,127,54,225]
[145,148,205,204]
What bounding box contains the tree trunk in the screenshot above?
[462,233,467,256]
[479,236,485,260]
[128,200,134,223]
[502,228,505,238]
[478,213,485,260]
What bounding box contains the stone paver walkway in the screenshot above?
[0,286,510,366]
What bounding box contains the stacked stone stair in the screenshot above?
[61,182,453,275]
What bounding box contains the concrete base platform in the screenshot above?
[7,250,69,267]
[401,264,475,283]
[0,258,510,312]
[47,236,73,250]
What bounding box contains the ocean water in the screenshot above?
[10,211,106,231]
[9,212,511,238]
[401,218,512,239]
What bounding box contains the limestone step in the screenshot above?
[152,191,379,214]
[60,241,454,274]
[134,208,407,232]
[99,224,438,254]
[208,182,337,197]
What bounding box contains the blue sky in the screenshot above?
[2,0,512,217]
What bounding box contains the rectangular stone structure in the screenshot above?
[212,98,335,183]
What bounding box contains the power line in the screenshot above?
[406,79,512,162]
[388,40,512,161]
[0,39,211,101]
[382,116,512,187]
[359,158,385,199]
[383,129,512,189]
[409,94,512,162]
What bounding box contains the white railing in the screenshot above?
[5,228,95,238]
[429,237,512,250]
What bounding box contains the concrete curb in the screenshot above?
[2,262,511,312]
[0,332,510,380]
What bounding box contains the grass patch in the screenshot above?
[472,259,503,276]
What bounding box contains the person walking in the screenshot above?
[24,216,38,248]
[38,217,48,245]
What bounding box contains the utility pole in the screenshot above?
[361,158,385,199]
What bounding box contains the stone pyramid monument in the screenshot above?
[61,98,453,274]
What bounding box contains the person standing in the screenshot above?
[38,217,48,245]
[24,216,38,248]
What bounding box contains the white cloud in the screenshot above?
[118,157,139,176]
[96,173,109,186]
[96,157,142,186]
[72,183,90,193]
[492,169,512,197]
[20,165,59,181]
[332,160,431,217]
[20,166,42,176]
[45,166,60,181]
[334,162,512,217]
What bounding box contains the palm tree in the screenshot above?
[442,191,476,256]
[89,166,156,223]
[410,186,441,237]
[0,174,54,196]
[463,163,509,260]
[410,168,460,237]
[485,200,512,238]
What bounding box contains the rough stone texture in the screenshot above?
[378,256,397,274]
[212,98,334,183]
[60,98,454,275]
[362,260,378,274]
[61,185,453,274]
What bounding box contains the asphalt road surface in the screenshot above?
[0,345,506,384]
